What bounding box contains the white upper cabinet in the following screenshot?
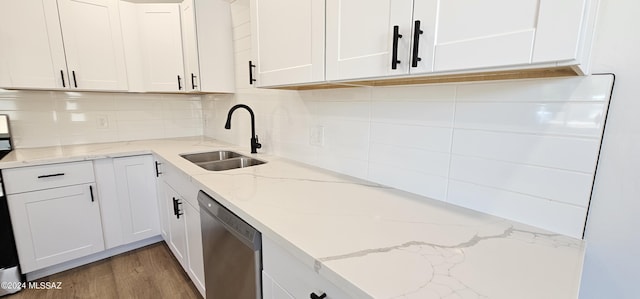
[57,0,128,90]
[250,0,325,87]
[325,0,597,82]
[326,0,414,81]
[182,0,235,93]
[431,0,591,73]
[0,0,67,89]
[137,4,186,92]
[0,0,128,91]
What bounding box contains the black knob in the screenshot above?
[310,292,327,299]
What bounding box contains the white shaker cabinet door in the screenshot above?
[326,0,414,81]
[250,0,325,87]
[164,182,188,268]
[7,184,105,273]
[184,201,205,296]
[57,0,128,91]
[432,0,540,72]
[181,0,200,92]
[113,155,160,244]
[137,3,185,92]
[0,0,67,89]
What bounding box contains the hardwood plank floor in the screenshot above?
[7,242,202,299]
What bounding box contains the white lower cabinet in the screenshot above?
[155,157,205,297]
[3,161,104,273]
[94,155,160,249]
[263,237,350,299]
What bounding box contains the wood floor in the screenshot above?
[7,242,202,299]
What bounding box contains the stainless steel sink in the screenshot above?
[180,150,243,163]
[180,151,266,171]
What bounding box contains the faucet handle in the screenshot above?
[255,135,262,149]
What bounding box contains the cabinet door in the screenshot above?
[433,0,538,71]
[184,201,205,296]
[181,0,200,92]
[0,0,68,89]
[251,0,325,87]
[113,155,160,244]
[57,0,128,91]
[137,4,185,92]
[7,184,105,273]
[164,182,188,267]
[263,271,295,299]
[326,0,413,81]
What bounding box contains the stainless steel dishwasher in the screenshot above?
[198,191,262,299]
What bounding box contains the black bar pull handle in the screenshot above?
[72,71,78,88]
[89,185,95,202]
[175,199,183,219]
[249,61,256,85]
[154,161,162,177]
[411,20,423,67]
[391,25,402,70]
[191,73,197,89]
[172,197,178,216]
[310,292,327,299]
[60,70,66,87]
[37,173,65,179]
[177,75,183,90]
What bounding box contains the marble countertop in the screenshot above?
[0,137,585,299]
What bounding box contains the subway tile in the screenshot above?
[369,143,450,178]
[451,129,601,172]
[447,180,587,238]
[454,102,607,137]
[370,122,452,153]
[368,162,449,201]
[456,76,613,102]
[372,101,454,127]
[371,84,456,101]
[449,155,594,207]
[307,100,370,121]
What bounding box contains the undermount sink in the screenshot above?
[180,150,266,171]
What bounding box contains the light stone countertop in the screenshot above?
[0,136,586,299]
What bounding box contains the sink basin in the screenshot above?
[180,150,266,171]
[196,157,266,171]
[180,150,243,163]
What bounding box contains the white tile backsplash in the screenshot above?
[0,90,202,148]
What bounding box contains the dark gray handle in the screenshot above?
[392,26,402,70]
[249,61,256,85]
[89,185,95,202]
[177,75,183,90]
[72,71,78,88]
[411,20,423,67]
[60,70,66,87]
[191,73,197,89]
[37,173,65,179]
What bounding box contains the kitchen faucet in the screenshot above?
[224,104,262,153]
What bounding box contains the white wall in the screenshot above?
[0,90,203,148]
[203,0,613,239]
[580,0,640,298]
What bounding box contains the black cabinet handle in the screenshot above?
[411,20,423,67]
[72,71,78,88]
[191,73,198,89]
[310,292,327,299]
[172,197,178,216]
[155,161,162,177]
[175,199,183,219]
[89,185,95,202]
[60,70,66,87]
[391,25,402,70]
[37,173,65,179]
[177,75,183,90]
[249,61,256,85]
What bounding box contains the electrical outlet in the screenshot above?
[97,115,109,129]
[309,125,324,147]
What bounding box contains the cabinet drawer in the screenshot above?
[263,237,351,299]
[3,161,95,194]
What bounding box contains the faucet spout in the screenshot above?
[224,104,262,153]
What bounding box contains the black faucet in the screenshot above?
[224,104,262,153]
